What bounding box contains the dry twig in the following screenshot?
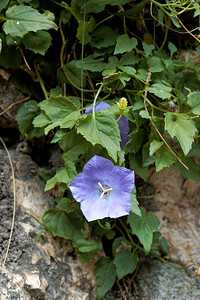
[0,96,30,117]
[0,137,16,268]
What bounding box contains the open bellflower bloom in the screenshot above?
[85,101,130,149]
[69,155,135,222]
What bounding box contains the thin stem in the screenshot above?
[116,114,122,122]
[153,255,188,270]
[33,61,48,100]
[146,98,197,120]
[118,219,143,252]
[81,2,86,113]
[158,16,168,52]
[1,137,16,268]
[92,83,104,119]
[97,220,109,230]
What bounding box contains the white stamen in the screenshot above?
[98,182,112,199]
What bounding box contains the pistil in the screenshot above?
[98,182,112,199]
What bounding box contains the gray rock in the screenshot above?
[0,77,25,129]
[0,148,96,300]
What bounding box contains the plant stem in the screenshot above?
[92,83,104,119]
[33,61,48,100]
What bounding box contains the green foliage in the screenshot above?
[165,113,197,155]
[16,100,44,139]
[12,0,200,297]
[45,161,77,191]
[114,250,139,280]
[22,30,52,55]
[3,5,57,38]
[77,111,121,162]
[114,34,138,55]
[128,208,160,254]
[95,257,116,300]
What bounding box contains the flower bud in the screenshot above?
[118,97,128,110]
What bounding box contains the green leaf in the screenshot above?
[95,257,116,300]
[165,112,197,155]
[154,145,176,172]
[77,111,121,162]
[76,16,96,44]
[130,187,141,216]
[22,30,52,55]
[3,5,57,38]
[60,130,90,162]
[149,140,164,156]
[56,197,73,213]
[44,110,80,134]
[74,55,106,72]
[125,129,145,154]
[0,0,9,12]
[38,96,78,121]
[42,209,84,243]
[33,112,51,127]
[128,208,160,254]
[119,52,139,66]
[112,237,131,256]
[160,236,169,254]
[114,250,139,280]
[120,66,136,76]
[139,110,151,119]
[114,34,138,55]
[130,153,148,182]
[16,100,44,139]
[45,162,77,191]
[150,232,162,256]
[193,2,200,17]
[147,83,172,99]
[142,42,155,57]
[142,142,155,167]
[77,239,101,253]
[119,73,131,86]
[176,153,200,182]
[90,26,119,49]
[36,230,46,242]
[0,44,22,69]
[149,57,165,73]
[168,42,177,57]
[63,61,86,87]
[187,91,200,115]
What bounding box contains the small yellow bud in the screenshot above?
[118,97,128,110]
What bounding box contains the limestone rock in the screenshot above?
[0,77,25,129]
[0,148,96,300]
[148,165,200,266]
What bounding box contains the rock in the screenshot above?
[1,146,199,300]
[148,165,200,266]
[0,148,96,300]
[0,77,25,129]
[136,259,200,300]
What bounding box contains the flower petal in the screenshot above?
[83,155,114,179]
[68,155,135,222]
[111,166,135,193]
[69,172,98,203]
[117,115,130,149]
[85,101,110,114]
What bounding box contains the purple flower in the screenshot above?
[85,101,130,149]
[69,155,135,222]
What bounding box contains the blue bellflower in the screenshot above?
[69,155,135,222]
[85,101,130,149]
